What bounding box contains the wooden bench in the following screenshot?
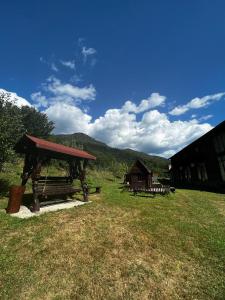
[130,184,170,196]
[32,176,81,211]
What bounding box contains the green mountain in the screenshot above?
[51,133,169,175]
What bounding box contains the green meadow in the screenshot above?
[0,165,225,299]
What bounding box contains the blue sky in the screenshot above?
[1,0,225,157]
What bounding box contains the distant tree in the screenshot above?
[20,106,54,138]
[110,160,128,178]
[0,92,24,170]
[61,136,83,150]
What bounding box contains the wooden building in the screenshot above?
[125,159,153,189]
[170,120,225,192]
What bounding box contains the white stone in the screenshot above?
[3,200,88,219]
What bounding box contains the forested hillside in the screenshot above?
[52,133,169,175]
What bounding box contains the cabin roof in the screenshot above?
[170,120,225,160]
[127,159,152,174]
[14,134,96,160]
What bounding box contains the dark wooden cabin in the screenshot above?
[125,160,153,189]
[170,120,225,193]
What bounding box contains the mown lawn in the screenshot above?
[0,170,225,299]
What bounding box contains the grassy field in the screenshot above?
[0,166,225,299]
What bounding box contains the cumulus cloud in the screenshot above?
[122,93,166,113]
[169,92,225,115]
[89,109,138,148]
[25,77,217,158]
[45,103,92,134]
[89,108,212,157]
[44,95,212,157]
[0,88,31,107]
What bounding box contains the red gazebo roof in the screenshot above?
[15,134,96,160]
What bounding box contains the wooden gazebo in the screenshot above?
[13,134,96,212]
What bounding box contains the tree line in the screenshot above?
[0,91,54,170]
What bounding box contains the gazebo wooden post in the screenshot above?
[31,157,43,212]
[21,153,34,186]
[78,159,89,202]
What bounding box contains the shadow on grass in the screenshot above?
[22,193,33,207]
[0,178,10,197]
[118,186,127,190]
[130,193,156,198]
[106,178,114,182]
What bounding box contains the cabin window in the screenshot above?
[197,163,208,181]
[218,155,225,181]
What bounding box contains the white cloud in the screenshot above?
[122,93,166,113]
[89,109,138,148]
[169,92,225,115]
[0,88,31,107]
[82,47,96,56]
[60,60,76,70]
[82,46,97,63]
[31,92,48,108]
[45,76,96,101]
[199,114,213,121]
[138,114,211,156]
[45,103,92,134]
[169,106,188,116]
[27,79,217,158]
[40,57,59,72]
[44,95,212,158]
[32,76,96,109]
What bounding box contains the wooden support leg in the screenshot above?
[96,187,101,193]
[82,183,89,202]
[78,159,89,202]
[83,191,88,202]
[31,193,40,212]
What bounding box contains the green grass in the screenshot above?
[0,167,225,299]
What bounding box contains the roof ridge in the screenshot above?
[17,134,96,160]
